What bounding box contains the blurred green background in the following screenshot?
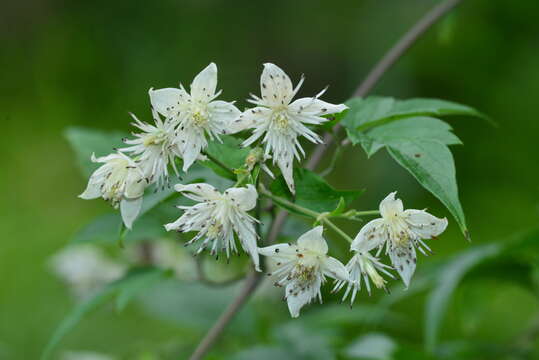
[2,0,539,359]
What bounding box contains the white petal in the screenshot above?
[260,63,294,106]
[120,197,143,229]
[124,170,146,199]
[276,150,296,195]
[191,63,218,100]
[379,192,404,219]
[225,185,258,211]
[79,182,102,199]
[286,278,321,318]
[238,225,260,271]
[149,87,188,118]
[258,243,297,260]
[404,209,448,239]
[174,183,219,201]
[322,256,349,281]
[178,131,206,172]
[207,100,241,133]
[230,107,272,134]
[297,226,328,254]
[288,97,348,116]
[351,218,387,252]
[389,245,416,288]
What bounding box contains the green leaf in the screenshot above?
[348,117,469,237]
[202,135,251,180]
[65,126,127,177]
[344,332,397,360]
[270,168,363,214]
[424,243,501,353]
[41,267,169,360]
[342,96,486,133]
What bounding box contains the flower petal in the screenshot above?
[260,63,294,107]
[404,209,448,239]
[389,244,416,288]
[231,107,272,134]
[351,218,387,252]
[174,183,219,202]
[297,226,328,254]
[236,223,260,271]
[286,277,321,318]
[225,185,258,211]
[258,243,297,260]
[288,97,348,117]
[207,100,241,133]
[176,130,206,172]
[79,181,102,200]
[191,63,218,100]
[120,197,143,229]
[379,192,404,219]
[322,256,349,281]
[124,170,146,199]
[149,87,189,118]
[276,151,296,195]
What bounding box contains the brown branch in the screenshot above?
[188,1,462,358]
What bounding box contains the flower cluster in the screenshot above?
[79,63,448,317]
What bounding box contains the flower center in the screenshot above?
[271,110,291,132]
[142,130,166,147]
[190,102,210,127]
[103,159,130,205]
[206,222,222,238]
[387,214,411,246]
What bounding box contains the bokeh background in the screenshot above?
[2,0,539,359]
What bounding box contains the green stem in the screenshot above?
[258,186,358,243]
[204,152,235,176]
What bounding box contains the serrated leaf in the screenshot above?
[342,96,486,133]
[270,168,363,214]
[424,243,501,353]
[41,267,168,360]
[65,126,127,177]
[347,117,468,237]
[202,135,251,180]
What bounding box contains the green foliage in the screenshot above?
[270,168,363,214]
[341,96,486,132]
[344,332,397,360]
[42,267,170,360]
[202,135,251,180]
[342,95,484,238]
[65,127,128,177]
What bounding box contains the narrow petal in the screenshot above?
[351,218,387,252]
[297,226,328,254]
[238,225,260,271]
[322,256,349,281]
[207,100,241,133]
[120,197,143,229]
[389,245,416,288]
[288,97,348,116]
[260,63,294,106]
[230,107,272,134]
[276,150,296,195]
[225,185,258,211]
[404,209,448,239]
[379,192,404,219]
[149,88,189,118]
[174,183,219,201]
[79,181,102,200]
[258,243,297,260]
[191,63,218,100]
[286,277,321,318]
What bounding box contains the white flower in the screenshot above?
[49,245,125,299]
[149,63,241,172]
[164,183,260,270]
[234,63,348,194]
[352,192,448,287]
[119,108,180,189]
[258,226,348,317]
[79,152,147,229]
[333,250,393,304]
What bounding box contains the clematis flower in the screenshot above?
[352,192,448,287]
[149,63,241,172]
[79,152,147,229]
[233,63,347,194]
[119,108,180,189]
[164,183,260,270]
[258,226,348,317]
[333,246,393,305]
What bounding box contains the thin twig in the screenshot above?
[188,1,462,358]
